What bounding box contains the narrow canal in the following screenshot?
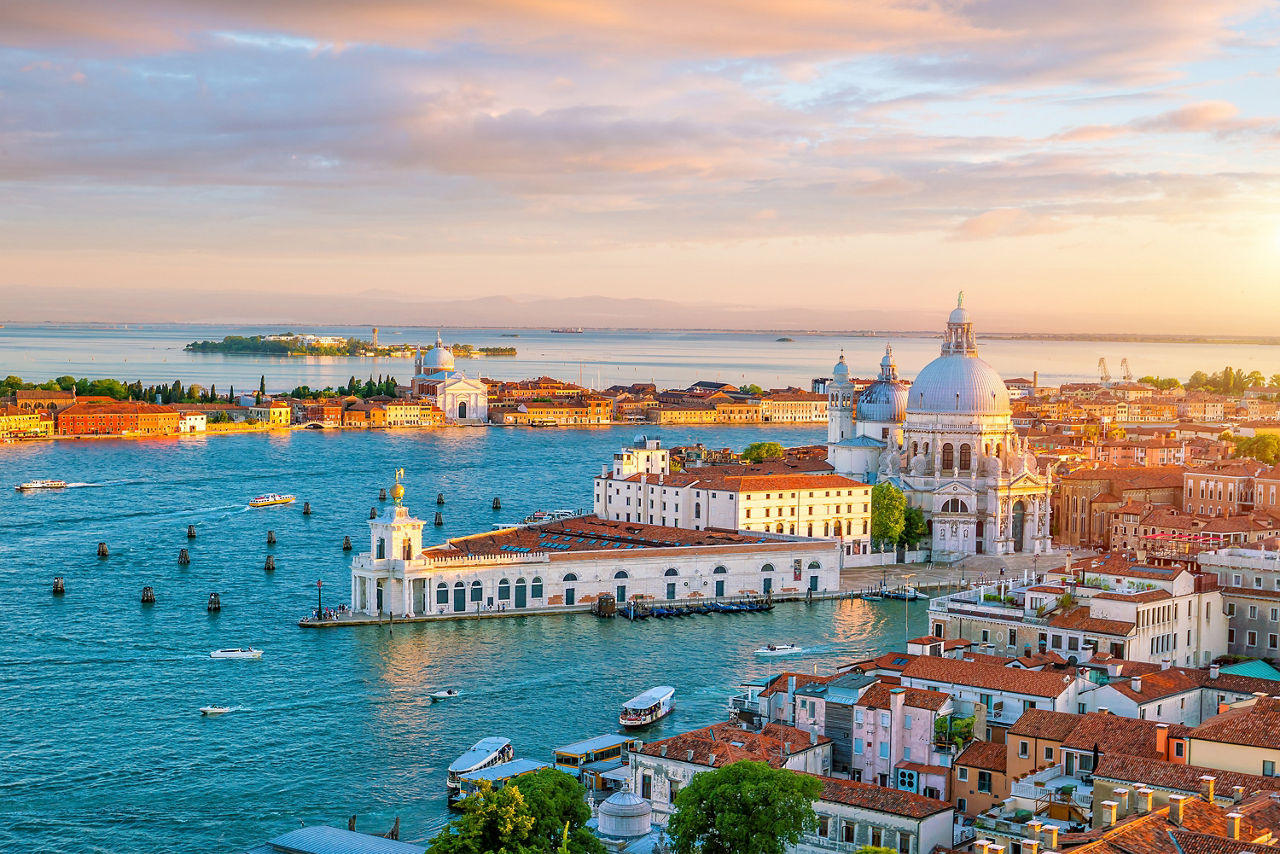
[0,426,928,852]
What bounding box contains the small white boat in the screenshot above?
[249,493,295,508]
[200,705,232,716]
[755,643,804,656]
[16,479,68,491]
[620,686,676,728]
[447,737,515,799]
[431,688,461,702]
[210,648,262,660]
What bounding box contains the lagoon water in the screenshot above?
[3,323,1279,393]
[0,425,931,853]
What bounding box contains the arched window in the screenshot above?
[563,573,578,582]
[436,582,448,604]
[923,442,930,455]
[694,502,701,519]
[713,565,727,574]
[942,443,955,469]
[808,560,822,569]
[664,568,679,577]
[470,580,483,602]
[959,443,972,470]
[498,579,510,600]
[834,520,842,536]
[911,442,919,456]
[762,563,775,573]
[402,539,413,560]
[614,570,629,579]
[531,576,543,598]
[776,523,785,533]
[941,498,970,513]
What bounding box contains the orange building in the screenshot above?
[56,402,179,436]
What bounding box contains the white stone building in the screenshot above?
[827,297,1053,557]
[350,491,840,617]
[410,333,488,423]
[827,346,909,484]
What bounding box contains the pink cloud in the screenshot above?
[1133,100,1270,133]
[951,208,1068,240]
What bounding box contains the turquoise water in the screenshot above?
[0,425,930,853]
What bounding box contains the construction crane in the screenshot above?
[1120,358,1133,382]
[1098,357,1111,386]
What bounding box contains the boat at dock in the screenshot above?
[451,758,549,807]
[754,643,803,656]
[15,480,68,491]
[210,648,262,660]
[249,493,295,508]
[882,586,922,601]
[553,734,642,795]
[619,686,675,728]
[447,737,514,802]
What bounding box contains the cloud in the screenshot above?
[1132,100,1273,134]
[951,208,1068,240]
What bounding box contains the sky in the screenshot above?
[2,1,1280,332]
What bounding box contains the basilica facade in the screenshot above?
[410,333,488,423]
[826,297,1052,558]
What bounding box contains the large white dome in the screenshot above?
[908,354,1010,415]
[425,332,455,372]
[906,295,1010,416]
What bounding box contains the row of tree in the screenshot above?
[1138,366,1280,395]
[429,761,847,854]
[1,373,400,405]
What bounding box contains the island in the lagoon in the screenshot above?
[185,334,515,358]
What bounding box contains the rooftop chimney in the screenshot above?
[1226,812,1243,840]
[1101,800,1119,827]
[1200,775,1216,803]
[976,840,992,854]
[1042,825,1059,849]
[1099,707,1110,715]
[784,742,791,755]
[1210,663,1221,679]
[1136,788,1155,813]
[1113,788,1130,818]
[1131,675,1143,692]
[1025,840,1040,854]
[708,753,716,765]
[1156,723,1169,758]
[660,745,667,757]
[810,728,818,745]
[1233,785,1246,804]
[1161,658,1172,671]
[1169,794,1187,826]
[687,749,694,762]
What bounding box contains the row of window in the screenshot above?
[1231,629,1280,649]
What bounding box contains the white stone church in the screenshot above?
[410,332,488,423]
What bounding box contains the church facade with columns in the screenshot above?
[410,332,488,423]
[827,297,1052,558]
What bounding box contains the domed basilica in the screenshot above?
[410,332,488,423]
[826,295,1051,557]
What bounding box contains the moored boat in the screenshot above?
[619,686,675,728]
[249,493,295,508]
[447,737,514,801]
[451,758,548,807]
[15,479,68,491]
[754,643,804,656]
[210,647,262,660]
[882,586,922,601]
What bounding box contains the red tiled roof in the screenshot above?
[1092,753,1280,798]
[1008,709,1080,741]
[637,720,829,770]
[1060,712,1189,757]
[809,774,952,818]
[856,682,951,712]
[446,515,776,557]
[902,656,1076,698]
[955,740,1007,773]
[1047,606,1135,636]
[1191,697,1280,750]
[759,672,834,698]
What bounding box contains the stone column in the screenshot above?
[403,576,413,617]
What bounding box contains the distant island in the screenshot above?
[776,337,795,342]
[185,334,516,358]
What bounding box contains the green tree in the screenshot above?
[740,383,764,396]
[1235,434,1280,466]
[856,847,899,854]
[899,505,927,547]
[1270,374,1280,390]
[870,481,906,547]
[668,761,820,854]
[512,769,605,854]
[259,374,267,395]
[742,441,785,463]
[428,780,536,854]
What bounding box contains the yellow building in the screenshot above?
[1186,696,1280,776]
[0,405,44,438]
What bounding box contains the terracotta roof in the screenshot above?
[809,774,952,818]
[1191,697,1280,750]
[446,515,776,557]
[759,672,835,698]
[901,656,1076,698]
[1048,606,1135,636]
[1069,795,1277,854]
[1061,712,1188,757]
[1107,667,1280,704]
[1094,589,1173,603]
[1093,753,1280,798]
[856,682,951,712]
[955,740,1007,772]
[637,720,828,770]
[1008,709,1080,742]
[845,652,918,673]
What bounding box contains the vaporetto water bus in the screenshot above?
[446,737,514,803]
[619,686,675,728]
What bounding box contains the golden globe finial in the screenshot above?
[391,482,405,504]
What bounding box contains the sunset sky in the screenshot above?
[3,1,1280,331]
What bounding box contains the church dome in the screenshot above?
[425,333,455,372]
[907,295,1010,416]
[598,790,652,838]
[857,344,909,423]
[832,351,849,381]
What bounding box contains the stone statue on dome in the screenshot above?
[878,444,902,477]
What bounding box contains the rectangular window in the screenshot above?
[904,714,912,730]
[1018,740,1029,758]
[854,709,864,724]
[958,798,968,814]
[903,746,911,760]
[1250,605,1259,620]
[1009,629,1017,648]
[880,711,890,727]
[1272,608,1278,622]
[1068,636,1080,651]
[878,742,889,759]
[818,816,829,838]
[957,767,969,782]
[1271,634,1278,650]
[1266,761,1276,777]
[1229,628,1237,643]
[1174,741,1184,758]
[978,771,992,793]
[854,738,864,755]
[1044,746,1054,762]
[1248,631,1258,647]
[981,629,990,643]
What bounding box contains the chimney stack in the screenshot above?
[708,752,716,765]
[1101,800,1119,827]
[660,745,667,757]
[976,841,991,854]
[1156,723,1169,758]
[1169,794,1187,826]
[1200,775,1216,803]
[1210,663,1221,679]
[1099,707,1110,715]
[1113,788,1130,818]
[1025,840,1040,854]
[1226,812,1243,840]
[1233,785,1246,804]
[1131,675,1143,692]
[1161,658,1171,671]
[1136,788,1155,813]
[784,742,791,756]
[687,749,694,762]
[1042,825,1059,849]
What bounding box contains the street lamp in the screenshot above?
[316,579,323,620]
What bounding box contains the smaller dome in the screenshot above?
[598,790,652,839]
[832,351,849,380]
[948,291,970,326]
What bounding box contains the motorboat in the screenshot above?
[447,737,514,800]
[882,586,922,601]
[431,688,461,702]
[754,643,804,656]
[200,705,232,716]
[249,493,295,508]
[619,686,675,728]
[15,479,68,491]
[210,648,263,660]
